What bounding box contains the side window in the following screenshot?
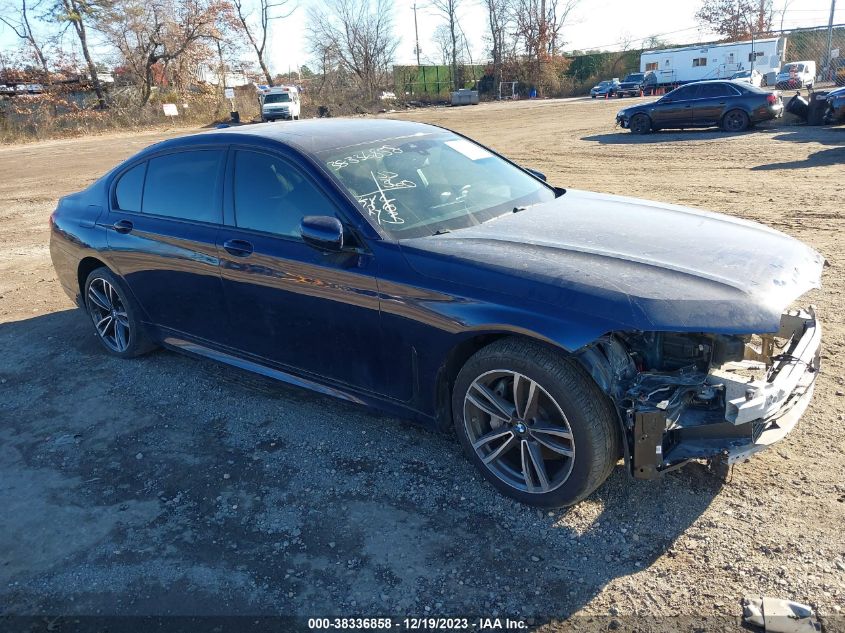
[671,85,699,100]
[142,150,224,223]
[233,150,335,238]
[115,162,146,212]
[699,83,731,98]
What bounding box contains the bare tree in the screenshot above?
[481,0,512,94]
[307,0,398,100]
[0,0,51,78]
[428,0,462,89]
[52,0,109,106]
[101,0,222,105]
[513,0,579,94]
[430,22,467,67]
[232,0,294,86]
[696,0,774,40]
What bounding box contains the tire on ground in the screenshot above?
[83,266,156,358]
[452,337,622,508]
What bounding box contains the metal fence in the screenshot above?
[773,24,845,85]
[393,65,486,100]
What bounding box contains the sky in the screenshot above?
[1,0,843,74]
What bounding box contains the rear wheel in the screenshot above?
[84,267,155,358]
[452,338,621,508]
[630,113,652,134]
[721,109,749,132]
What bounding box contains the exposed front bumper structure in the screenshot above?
[631,308,821,478]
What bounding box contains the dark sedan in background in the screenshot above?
[616,80,783,133]
[821,85,845,124]
[50,119,822,508]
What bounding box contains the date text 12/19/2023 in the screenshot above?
[307,617,528,630]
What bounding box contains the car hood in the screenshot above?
[399,190,824,335]
[619,100,659,115]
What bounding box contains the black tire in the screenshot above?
[721,109,749,132]
[452,338,622,508]
[83,267,156,358]
[630,113,652,134]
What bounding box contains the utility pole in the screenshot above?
[826,0,837,80]
[413,2,421,67]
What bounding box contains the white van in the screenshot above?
[260,86,301,122]
[776,61,816,90]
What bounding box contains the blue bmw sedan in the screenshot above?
[50,119,824,507]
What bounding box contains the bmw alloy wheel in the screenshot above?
[463,370,576,494]
[86,277,131,353]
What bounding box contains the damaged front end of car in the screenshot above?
[578,308,822,479]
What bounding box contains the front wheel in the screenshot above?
[84,267,156,358]
[452,338,621,507]
[629,113,652,134]
[721,109,749,132]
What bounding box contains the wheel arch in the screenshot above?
[719,106,752,126]
[434,329,631,466]
[433,330,594,433]
[77,256,109,304]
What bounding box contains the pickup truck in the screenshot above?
[618,71,658,97]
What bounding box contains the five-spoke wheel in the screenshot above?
[453,338,621,507]
[721,109,749,132]
[464,370,576,494]
[84,267,155,357]
[86,276,131,352]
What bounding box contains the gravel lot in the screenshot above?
[1,98,844,629]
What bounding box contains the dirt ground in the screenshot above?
[1,97,844,629]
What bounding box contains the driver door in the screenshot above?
[217,147,384,393]
[654,84,700,128]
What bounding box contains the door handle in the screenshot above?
[223,239,254,257]
[112,219,133,234]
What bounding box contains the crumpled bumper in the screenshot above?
[633,308,821,477]
[717,308,821,464]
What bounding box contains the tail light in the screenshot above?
[767,93,778,104]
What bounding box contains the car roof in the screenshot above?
[675,79,750,88]
[145,118,447,158]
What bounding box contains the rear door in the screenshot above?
[105,148,229,343]
[216,147,384,392]
[693,82,741,125]
[653,84,700,128]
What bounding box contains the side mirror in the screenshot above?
[301,215,344,252]
[524,167,547,181]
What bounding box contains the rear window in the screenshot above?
[142,150,224,223]
[114,162,146,212]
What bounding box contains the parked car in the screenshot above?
[590,79,620,98]
[776,61,816,90]
[617,71,658,97]
[616,80,783,133]
[260,85,300,122]
[730,69,763,87]
[820,85,845,124]
[49,119,823,508]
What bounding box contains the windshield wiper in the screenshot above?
[432,228,451,235]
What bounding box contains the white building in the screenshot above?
[640,37,787,85]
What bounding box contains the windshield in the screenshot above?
[624,73,644,82]
[732,71,750,78]
[321,132,556,239]
[597,81,611,87]
[264,93,291,104]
